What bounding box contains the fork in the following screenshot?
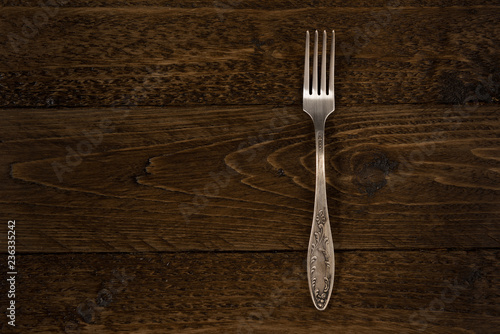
[303,30,335,311]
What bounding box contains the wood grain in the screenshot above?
[0,2,499,107]
[0,250,498,333]
[1,104,498,253]
[0,1,499,332]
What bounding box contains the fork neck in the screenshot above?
[313,118,326,156]
[314,120,327,207]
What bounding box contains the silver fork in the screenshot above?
[303,30,335,311]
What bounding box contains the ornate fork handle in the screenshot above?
[307,126,335,311]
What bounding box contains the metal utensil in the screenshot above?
[303,30,335,311]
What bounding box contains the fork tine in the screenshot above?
[329,30,335,99]
[304,31,310,95]
[321,30,327,95]
[312,30,318,94]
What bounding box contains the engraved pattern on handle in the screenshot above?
[307,129,335,311]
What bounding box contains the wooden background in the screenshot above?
[1,0,499,333]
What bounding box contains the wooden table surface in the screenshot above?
[1,1,499,333]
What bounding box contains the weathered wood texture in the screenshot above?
[0,250,499,333]
[1,104,498,253]
[0,1,499,107]
[0,0,499,332]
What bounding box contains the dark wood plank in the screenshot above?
[3,0,499,7]
[1,104,498,253]
[0,2,499,107]
[0,250,498,333]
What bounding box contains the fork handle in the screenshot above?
[307,127,335,311]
